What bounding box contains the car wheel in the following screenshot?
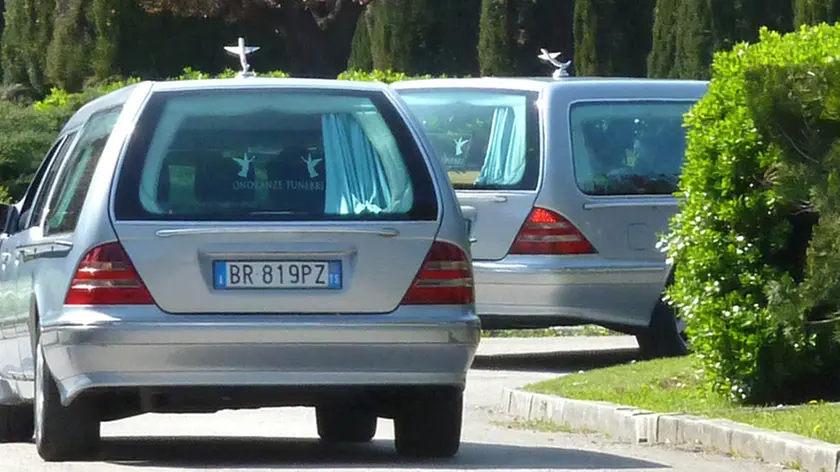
[636,299,689,360]
[0,403,34,443]
[394,387,462,459]
[34,342,100,461]
[316,405,377,443]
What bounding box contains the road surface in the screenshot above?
[0,337,780,471]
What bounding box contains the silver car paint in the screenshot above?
[0,78,479,407]
[393,77,708,330]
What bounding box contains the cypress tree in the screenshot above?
[660,0,793,80]
[572,0,598,75]
[0,0,27,87]
[368,0,479,76]
[478,0,516,76]
[0,0,4,81]
[347,9,373,71]
[671,0,714,79]
[794,0,840,26]
[90,0,123,81]
[46,0,93,91]
[369,0,416,73]
[573,0,655,77]
[647,0,679,78]
[1,0,55,94]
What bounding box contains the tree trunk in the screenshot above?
[277,0,365,77]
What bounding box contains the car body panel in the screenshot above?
[393,77,708,331]
[41,305,479,406]
[0,78,479,408]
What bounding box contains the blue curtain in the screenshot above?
[475,106,527,186]
[322,114,392,214]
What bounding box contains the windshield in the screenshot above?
[398,89,541,191]
[113,88,438,222]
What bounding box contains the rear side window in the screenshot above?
[26,131,78,230]
[44,107,123,236]
[569,100,695,196]
[114,88,438,221]
[399,89,540,191]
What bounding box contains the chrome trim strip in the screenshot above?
[156,227,401,238]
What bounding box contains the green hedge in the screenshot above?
[662,23,840,405]
[0,100,58,198]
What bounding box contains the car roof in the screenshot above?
[391,76,709,93]
[149,77,392,93]
[61,78,393,134]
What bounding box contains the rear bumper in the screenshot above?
[473,256,668,329]
[41,306,480,406]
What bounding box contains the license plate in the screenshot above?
[213,260,342,290]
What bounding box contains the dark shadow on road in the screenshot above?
[98,437,667,470]
[471,348,639,374]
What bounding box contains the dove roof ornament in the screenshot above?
[538,48,572,79]
[224,37,261,78]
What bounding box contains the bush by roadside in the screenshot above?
[661,23,840,405]
[0,100,60,198]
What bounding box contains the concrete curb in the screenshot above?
[502,388,840,472]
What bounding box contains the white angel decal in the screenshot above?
[454,137,470,156]
[231,153,256,178]
[302,153,324,179]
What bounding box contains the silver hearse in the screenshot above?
[0,76,479,461]
[393,73,708,359]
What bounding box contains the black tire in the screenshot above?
[394,388,463,459]
[34,342,100,462]
[636,299,689,360]
[0,404,34,443]
[316,406,377,443]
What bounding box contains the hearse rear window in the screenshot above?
[570,100,695,196]
[114,88,438,221]
[399,89,540,191]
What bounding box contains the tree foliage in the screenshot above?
[47,0,94,91]
[364,0,479,76]
[477,0,516,76]
[573,0,654,77]
[347,8,373,71]
[794,0,840,25]
[648,0,794,79]
[136,0,372,76]
[647,0,679,78]
[1,0,54,94]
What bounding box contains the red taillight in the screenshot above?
[509,208,596,255]
[401,241,474,305]
[65,242,155,306]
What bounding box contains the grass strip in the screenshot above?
[524,356,840,444]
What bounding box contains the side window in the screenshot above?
[398,90,541,191]
[24,132,78,230]
[20,137,65,216]
[569,101,695,196]
[4,137,64,234]
[43,106,123,236]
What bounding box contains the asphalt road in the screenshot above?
[0,337,781,472]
